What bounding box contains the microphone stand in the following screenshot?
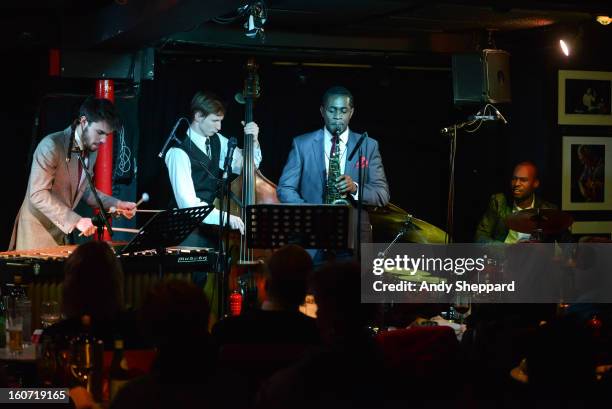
[348,132,368,263]
[158,117,189,158]
[356,140,367,262]
[76,149,113,240]
[439,105,507,243]
[217,137,237,318]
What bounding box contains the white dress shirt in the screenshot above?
[323,127,358,200]
[165,127,262,225]
[74,126,88,188]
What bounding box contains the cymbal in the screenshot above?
[387,268,443,284]
[369,203,448,244]
[506,208,573,234]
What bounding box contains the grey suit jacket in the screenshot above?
[9,126,118,250]
[277,129,390,207]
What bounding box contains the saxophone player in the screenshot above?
[277,86,390,262]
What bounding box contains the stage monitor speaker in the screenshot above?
[452,49,511,105]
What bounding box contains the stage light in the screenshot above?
[243,1,267,39]
[559,39,570,56]
[212,1,267,40]
[596,16,611,26]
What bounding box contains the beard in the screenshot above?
[81,125,100,152]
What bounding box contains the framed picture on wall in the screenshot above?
[571,221,612,241]
[562,136,612,210]
[558,70,612,125]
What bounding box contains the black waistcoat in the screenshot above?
[170,133,222,205]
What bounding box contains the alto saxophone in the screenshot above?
[325,135,349,205]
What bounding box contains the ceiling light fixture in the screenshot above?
[212,1,267,40]
[559,39,570,56]
[242,1,267,39]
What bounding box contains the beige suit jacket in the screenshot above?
[9,126,118,250]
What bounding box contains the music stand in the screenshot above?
[119,205,214,255]
[245,204,354,250]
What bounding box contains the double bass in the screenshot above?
[227,58,278,308]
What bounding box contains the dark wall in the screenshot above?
[0,48,46,248]
[497,24,612,226]
[4,25,612,247]
[138,55,456,237]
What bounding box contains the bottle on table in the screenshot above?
[69,315,104,401]
[37,335,58,386]
[109,337,130,402]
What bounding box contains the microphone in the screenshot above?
[468,115,498,121]
[493,107,508,124]
[440,110,508,135]
[222,137,238,179]
[158,118,185,158]
[440,126,455,135]
[348,131,368,161]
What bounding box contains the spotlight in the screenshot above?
[596,16,611,26]
[559,39,570,56]
[212,1,267,39]
[243,1,267,39]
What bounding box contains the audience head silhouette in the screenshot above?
[141,279,210,349]
[63,241,123,321]
[313,261,372,343]
[265,244,313,310]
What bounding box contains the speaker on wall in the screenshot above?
[452,49,511,105]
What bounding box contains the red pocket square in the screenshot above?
[354,156,369,169]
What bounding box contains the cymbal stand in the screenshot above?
[376,215,414,259]
[529,208,545,241]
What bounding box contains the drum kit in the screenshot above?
[369,203,573,244]
[370,204,573,286]
[505,208,573,240]
[368,203,448,244]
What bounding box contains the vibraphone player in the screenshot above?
[9,97,136,250]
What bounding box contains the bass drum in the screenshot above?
[368,203,448,244]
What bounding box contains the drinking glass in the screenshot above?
[453,293,471,325]
[6,297,24,354]
[40,301,61,328]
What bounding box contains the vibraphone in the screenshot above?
[0,244,218,329]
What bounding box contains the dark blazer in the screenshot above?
[277,129,390,207]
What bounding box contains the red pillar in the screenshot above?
[48,49,60,77]
[95,80,114,241]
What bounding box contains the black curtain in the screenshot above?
[137,53,466,238]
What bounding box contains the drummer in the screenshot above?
[474,161,557,243]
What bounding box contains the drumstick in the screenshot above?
[112,227,140,234]
[79,226,139,237]
[109,192,151,216]
[134,192,150,207]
